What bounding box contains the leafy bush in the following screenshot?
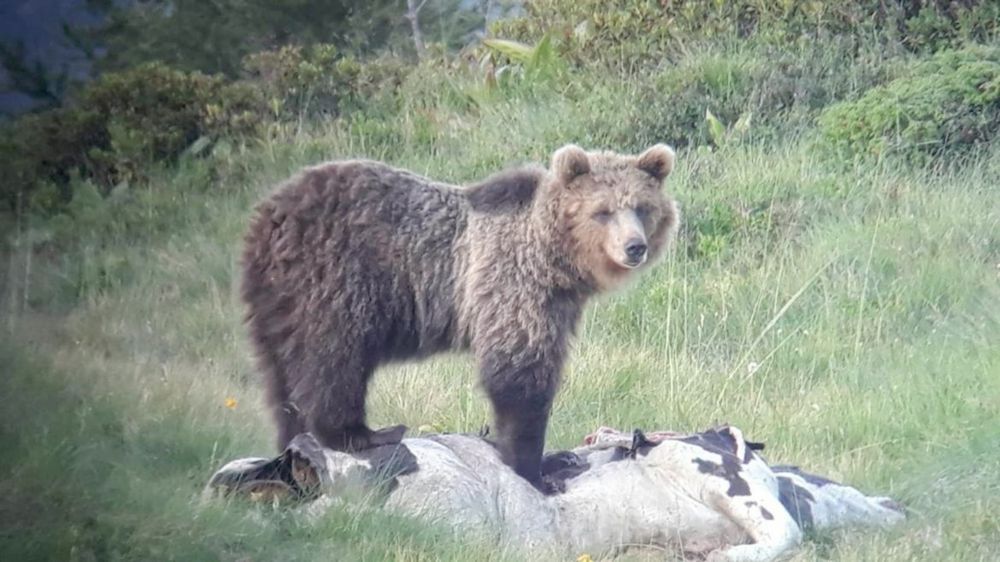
[902,1,1000,51]
[0,108,107,213]
[819,45,1000,161]
[0,48,410,227]
[242,44,409,119]
[635,48,761,148]
[492,0,999,67]
[625,39,893,149]
[81,62,263,184]
[0,63,264,215]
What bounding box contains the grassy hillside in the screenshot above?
[2,5,999,561]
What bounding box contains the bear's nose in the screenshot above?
[625,240,647,263]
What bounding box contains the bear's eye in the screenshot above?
[592,209,613,223]
[635,205,652,221]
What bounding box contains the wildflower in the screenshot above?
[224,397,238,410]
[577,555,594,562]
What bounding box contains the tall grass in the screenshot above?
[2,41,999,561]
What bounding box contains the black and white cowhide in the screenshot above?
[204,425,905,561]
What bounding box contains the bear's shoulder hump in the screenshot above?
[464,165,545,214]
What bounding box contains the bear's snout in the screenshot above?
[603,208,649,270]
[624,239,648,267]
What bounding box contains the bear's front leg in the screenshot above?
[478,348,562,495]
[491,398,555,493]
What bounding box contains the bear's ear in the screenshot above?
[551,144,591,184]
[636,144,675,182]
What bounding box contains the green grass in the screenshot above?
[3,49,1000,561]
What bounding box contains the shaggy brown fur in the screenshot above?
[240,143,679,492]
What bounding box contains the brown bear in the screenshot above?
[239,143,679,492]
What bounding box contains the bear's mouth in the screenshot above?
[622,255,646,269]
[605,255,644,273]
[616,252,647,269]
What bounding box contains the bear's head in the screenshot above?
[544,143,679,292]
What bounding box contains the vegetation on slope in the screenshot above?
[2,1,999,560]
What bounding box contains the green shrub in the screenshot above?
[902,1,1000,51]
[0,108,107,214]
[819,45,1000,161]
[627,39,893,148]
[0,49,408,219]
[83,63,219,166]
[81,62,263,183]
[242,44,409,119]
[492,0,999,67]
[193,80,264,142]
[0,63,264,215]
[636,48,761,148]
[687,202,743,259]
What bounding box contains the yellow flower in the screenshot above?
[224,397,238,410]
[577,555,593,562]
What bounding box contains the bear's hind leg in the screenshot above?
[296,348,406,452]
[257,345,307,451]
[273,399,306,451]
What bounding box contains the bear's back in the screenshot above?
[242,158,474,355]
